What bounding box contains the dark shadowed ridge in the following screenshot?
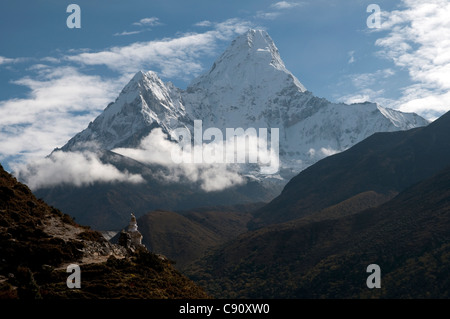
[251,111,450,229]
[188,163,450,298]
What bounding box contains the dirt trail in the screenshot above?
[42,216,127,270]
[42,216,84,241]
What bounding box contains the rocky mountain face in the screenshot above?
[0,163,208,299]
[61,70,189,152]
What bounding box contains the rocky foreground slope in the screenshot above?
[0,164,208,299]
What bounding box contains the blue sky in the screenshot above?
[1,0,450,172]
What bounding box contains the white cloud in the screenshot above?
[338,92,373,105]
[350,69,395,89]
[373,0,450,117]
[13,150,144,190]
[335,68,394,105]
[319,147,338,157]
[271,1,302,9]
[67,18,252,79]
[113,128,246,192]
[41,56,60,64]
[0,56,14,65]
[348,50,355,64]
[307,147,338,159]
[194,20,213,27]
[391,84,450,121]
[0,56,27,65]
[114,30,143,36]
[337,88,387,105]
[113,17,161,37]
[257,1,303,21]
[0,66,121,164]
[256,11,281,20]
[27,64,50,71]
[133,17,161,27]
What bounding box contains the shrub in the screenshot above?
[16,266,42,300]
[77,230,105,242]
[133,249,164,272]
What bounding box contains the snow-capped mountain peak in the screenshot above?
[60,29,428,180]
[61,70,186,151]
[188,29,306,95]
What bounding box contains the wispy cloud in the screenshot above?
[257,1,304,21]
[14,150,144,190]
[350,69,395,89]
[0,56,14,65]
[348,50,355,64]
[114,30,143,37]
[113,17,162,37]
[194,20,213,27]
[41,56,60,63]
[336,1,450,120]
[373,0,450,117]
[336,69,395,106]
[271,1,303,9]
[68,18,252,78]
[256,11,281,20]
[337,88,386,105]
[0,66,121,165]
[113,128,245,192]
[133,17,162,27]
[0,56,27,65]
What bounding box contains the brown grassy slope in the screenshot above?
[187,172,450,298]
[189,191,391,275]
[137,204,261,270]
[35,250,210,299]
[0,164,87,273]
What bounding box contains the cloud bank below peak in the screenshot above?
[13,150,144,190]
